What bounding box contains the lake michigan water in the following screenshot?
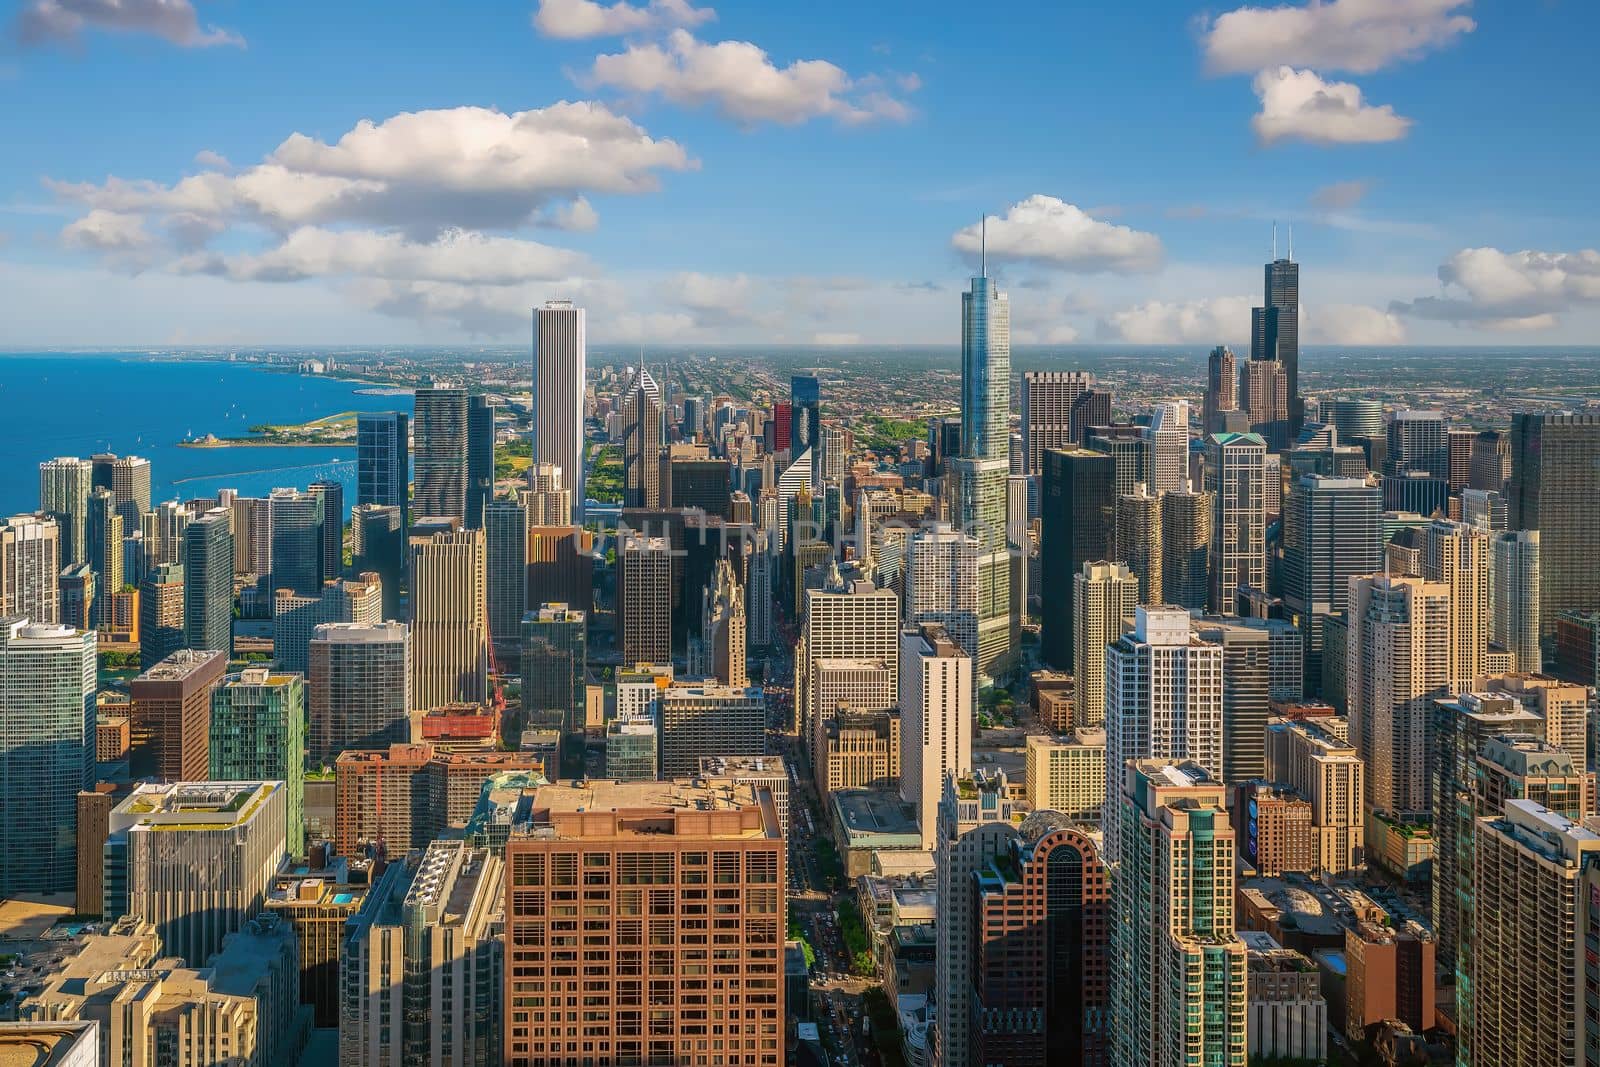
[0,353,413,513]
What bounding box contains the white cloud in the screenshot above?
[1252,67,1412,145]
[951,195,1164,274]
[192,149,231,171]
[586,29,911,125]
[539,197,600,231]
[533,0,714,39]
[14,0,242,47]
[61,208,151,251]
[1308,179,1370,210]
[1391,247,1600,331]
[1305,302,1406,344]
[1098,296,1254,344]
[1201,0,1475,76]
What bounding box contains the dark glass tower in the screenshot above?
[1040,448,1116,669]
[183,509,234,655]
[467,394,496,530]
[357,412,409,532]
[413,383,469,524]
[1252,247,1300,435]
[790,374,821,460]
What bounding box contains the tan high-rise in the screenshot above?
[504,779,785,1067]
[1264,717,1365,873]
[409,527,488,711]
[1421,519,1489,688]
[1073,561,1138,730]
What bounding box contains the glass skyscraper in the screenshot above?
[357,411,409,532]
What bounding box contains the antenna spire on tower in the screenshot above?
[980,213,987,277]
[1272,220,1278,261]
[1287,220,1294,261]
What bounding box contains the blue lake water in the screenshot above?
[0,353,413,514]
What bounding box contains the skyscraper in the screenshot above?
[519,603,587,733]
[356,411,409,531]
[1420,519,1489,688]
[1020,370,1093,475]
[408,527,487,711]
[1074,561,1138,732]
[798,563,900,758]
[1253,243,1300,435]
[210,668,306,855]
[0,618,95,896]
[85,488,122,622]
[1322,398,1386,472]
[1491,530,1541,673]
[138,561,185,665]
[0,513,60,624]
[130,648,226,782]
[1386,410,1449,479]
[1114,483,1162,603]
[413,382,469,523]
[899,624,973,851]
[531,300,587,522]
[350,502,404,619]
[485,497,530,664]
[1040,448,1116,668]
[1145,400,1190,493]
[466,393,496,529]
[902,522,979,659]
[1110,761,1248,1067]
[701,557,747,688]
[1281,475,1382,691]
[1509,412,1600,633]
[93,454,151,536]
[182,508,233,656]
[39,456,93,566]
[308,479,344,581]
[308,620,412,766]
[1160,488,1212,611]
[621,365,664,508]
[791,373,821,463]
[618,532,672,667]
[267,487,325,600]
[1206,432,1268,614]
[1203,345,1238,433]
[1241,358,1290,451]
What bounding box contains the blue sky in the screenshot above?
[2,0,1597,347]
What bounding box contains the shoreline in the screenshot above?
[179,439,355,449]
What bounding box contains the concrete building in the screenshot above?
[1421,518,1490,689]
[618,532,672,668]
[1232,782,1315,876]
[263,851,376,1029]
[700,557,747,688]
[0,618,96,896]
[1159,488,1212,612]
[604,715,658,781]
[108,780,288,965]
[1109,761,1247,1067]
[1240,931,1327,1064]
[341,841,504,1067]
[1073,561,1137,732]
[1023,730,1106,821]
[798,564,900,760]
[503,779,785,1066]
[129,648,227,783]
[309,621,412,767]
[272,571,383,676]
[1482,672,1590,772]
[657,684,766,777]
[898,624,973,851]
[0,513,60,624]
[1191,615,1299,783]
[0,1021,98,1066]
[210,669,306,856]
[818,707,900,794]
[531,301,586,521]
[1020,371,1093,475]
[1206,432,1268,615]
[409,526,488,711]
[333,743,538,856]
[902,523,979,660]
[1114,483,1162,603]
[138,560,185,665]
[1264,717,1365,873]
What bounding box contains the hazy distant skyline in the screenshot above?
[2,0,1597,347]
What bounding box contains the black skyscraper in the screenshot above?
[1040,448,1116,669]
[467,394,496,530]
[1252,250,1301,436]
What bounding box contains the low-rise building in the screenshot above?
[1240,931,1327,1063]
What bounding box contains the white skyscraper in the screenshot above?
[899,624,974,851]
[1103,606,1225,864]
[0,514,61,625]
[1145,400,1191,494]
[903,522,980,660]
[532,300,587,521]
[798,564,899,763]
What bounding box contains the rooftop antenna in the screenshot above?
[980,213,987,277]
[1287,219,1294,261]
[1272,220,1278,261]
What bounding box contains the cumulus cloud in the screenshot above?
[1309,179,1371,210]
[1252,67,1412,145]
[61,208,151,251]
[52,102,693,237]
[1306,302,1406,344]
[533,0,714,39]
[586,29,912,125]
[538,197,600,232]
[1201,0,1474,76]
[951,196,1164,274]
[1097,296,1254,344]
[1391,247,1600,331]
[14,0,241,47]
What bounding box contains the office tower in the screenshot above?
[1068,388,1113,446]
[1281,475,1382,691]
[308,621,411,766]
[139,500,189,569]
[308,479,344,580]
[791,372,822,462]
[1382,469,1448,516]
[1429,691,1548,973]
[183,508,233,656]
[1386,409,1449,478]
[1322,398,1386,471]
[58,562,94,631]
[1103,609,1225,862]
[1206,432,1268,615]
[1203,345,1238,433]
[342,841,504,1067]
[503,778,784,1067]
[1490,531,1541,672]
[485,498,531,664]
[774,449,812,552]
[933,769,1019,1067]
[531,300,587,521]
[768,399,793,453]
[899,624,973,851]
[1510,412,1600,633]
[409,527,487,711]
[1346,574,1451,817]
[91,453,151,534]
[1242,358,1291,451]
[901,522,979,659]
[261,853,375,1029]
[1461,487,1507,532]
[230,494,272,576]
[1110,761,1248,1067]
[414,382,470,523]
[85,488,122,622]
[39,456,93,566]
[267,486,324,599]
[129,648,226,782]
[1160,488,1212,611]
[815,706,898,794]
[1040,448,1116,668]
[621,365,665,508]
[357,411,410,531]
[617,532,672,667]
[0,619,95,896]
[108,780,286,965]
[1114,483,1162,603]
[1420,519,1490,688]
[1239,934,1327,1063]
[1086,425,1149,499]
[817,422,845,483]
[797,564,899,755]
[1188,617,1284,783]
[210,668,305,856]
[139,564,185,665]
[657,683,766,776]
[1447,427,1475,492]
[334,743,536,854]
[1022,731,1107,820]
[1264,717,1365,873]
[350,502,404,619]
[1145,400,1190,492]
[747,529,774,648]
[0,513,60,624]
[1468,429,1510,493]
[1253,244,1301,432]
[1020,370,1093,475]
[522,472,574,528]
[965,815,1109,1066]
[606,714,658,780]
[527,524,594,615]
[466,393,496,530]
[701,558,747,687]
[1074,561,1138,730]
[274,574,384,675]
[519,603,587,733]
[1468,801,1600,1067]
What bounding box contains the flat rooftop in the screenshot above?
[832,790,919,839]
[114,781,277,827]
[0,1022,98,1067]
[531,778,764,814]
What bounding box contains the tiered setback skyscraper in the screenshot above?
[503,779,785,1067]
[1020,371,1093,475]
[532,300,586,521]
[408,527,487,711]
[1252,251,1300,436]
[1206,432,1267,615]
[0,618,95,896]
[899,624,973,851]
[210,669,306,856]
[621,366,664,509]
[413,382,469,524]
[1110,761,1247,1067]
[356,412,409,532]
[1203,346,1238,432]
[1509,412,1600,633]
